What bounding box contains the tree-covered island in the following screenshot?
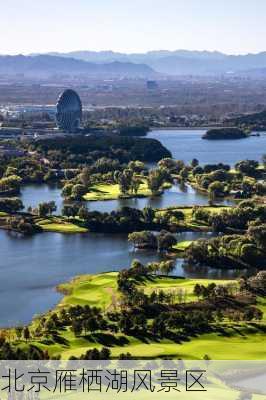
[202,127,249,140]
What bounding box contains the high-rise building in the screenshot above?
[56,89,82,133]
[146,80,159,90]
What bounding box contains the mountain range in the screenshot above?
[43,50,266,76]
[0,54,155,78]
[2,50,266,78]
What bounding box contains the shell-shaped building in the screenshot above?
[56,89,82,133]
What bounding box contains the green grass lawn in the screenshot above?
[28,318,266,360]
[138,275,236,303]
[57,272,118,310]
[20,272,266,360]
[83,179,172,201]
[37,217,88,233]
[44,322,266,361]
[172,240,193,252]
[57,273,236,309]
[83,182,153,201]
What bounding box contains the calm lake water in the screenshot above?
[148,129,266,165]
[1,128,263,327]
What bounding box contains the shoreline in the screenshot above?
[150,126,211,131]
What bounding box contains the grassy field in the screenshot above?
[83,182,153,201]
[37,217,88,233]
[83,180,172,201]
[57,273,236,309]
[172,240,192,252]
[49,327,266,360]
[30,319,266,360]
[17,272,266,360]
[57,272,118,310]
[138,275,236,302]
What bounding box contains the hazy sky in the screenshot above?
[1,0,266,55]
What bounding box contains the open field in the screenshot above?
[138,275,236,302]
[83,180,172,201]
[172,240,192,252]
[57,272,118,310]
[37,217,88,233]
[83,182,153,201]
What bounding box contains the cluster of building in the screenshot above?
[0,145,25,158]
[0,89,83,139]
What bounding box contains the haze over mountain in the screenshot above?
[0,54,155,78]
[45,50,266,76]
[2,51,266,78]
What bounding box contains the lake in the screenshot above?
[1,128,263,327]
[148,129,266,165]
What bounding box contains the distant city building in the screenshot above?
[0,127,23,138]
[0,145,25,158]
[0,105,56,119]
[56,89,82,133]
[147,80,159,90]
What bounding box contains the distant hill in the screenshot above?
[40,50,266,76]
[0,55,155,78]
[229,110,266,130]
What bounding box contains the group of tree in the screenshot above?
[7,215,41,235]
[0,197,23,213]
[0,156,61,184]
[0,334,49,359]
[118,125,149,137]
[0,175,22,195]
[240,271,266,296]
[185,222,266,269]
[191,159,265,199]
[31,135,171,167]
[61,159,147,200]
[192,200,266,233]
[60,205,176,234]
[147,168,171,194]
[33,201,57,217]
[128,230,177,251]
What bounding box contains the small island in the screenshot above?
[202,127,249,140]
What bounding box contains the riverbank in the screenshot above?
[6,271,266,360]
[150,126,218,131]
